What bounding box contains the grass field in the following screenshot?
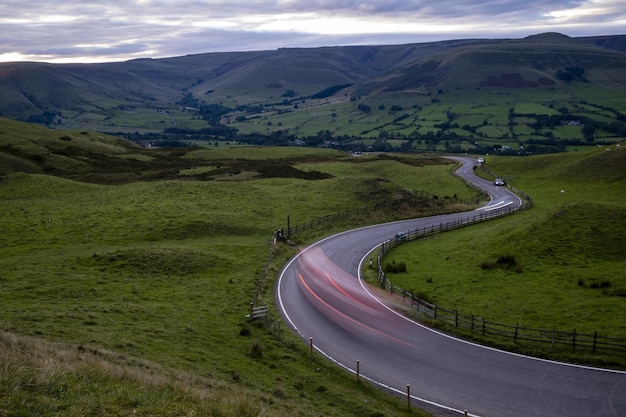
[370,144,626,365]
[3,120,483,416]
[225,85,626,155]
[1,116,625,415]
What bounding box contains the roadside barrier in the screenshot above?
[286,190,477,238]
[375,182,626,355]
[250,189,476,310]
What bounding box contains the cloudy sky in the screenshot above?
[1,0,624,63]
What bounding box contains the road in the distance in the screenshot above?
[276,156,626,417]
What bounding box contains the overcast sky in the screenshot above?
[1,0,624,63]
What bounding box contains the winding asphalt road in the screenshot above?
[275,156,626,417]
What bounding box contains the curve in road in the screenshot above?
[276,156,626,417]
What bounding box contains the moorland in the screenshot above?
[1,116,482,416]
[1,32,625,154]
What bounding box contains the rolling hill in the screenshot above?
[0,32,625,150]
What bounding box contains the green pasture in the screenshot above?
[511,124,535,136]
[375,145,626,360]
[184,144,338,160]
[514,102,560,115]
[572,112,618,124]
[455,114,488,127]
[3,126,478,415]
[568,84,626,110]
[550,124,584,139]
[476,124,510,137]
[464,104,510,117]
[219,83,626,151]
[105,108,173,130]
[294,156,482,202]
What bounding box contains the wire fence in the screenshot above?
[252,166,626,354]
[389,291,626,353]
[375,183,626,354]
[286,190,477,237]
[252,189,476,307]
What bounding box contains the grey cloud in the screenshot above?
[0,0,623,62]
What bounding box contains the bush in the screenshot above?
[413,290,432,303]
[248,341,263,359]
[496,255,517,268]
[239,324,251,336]
[384,261,406,273]
[481,255,521,272]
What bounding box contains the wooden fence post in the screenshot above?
[407,384,411,412]
[356,360,360,383]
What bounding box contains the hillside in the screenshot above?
[0,118,481,417]
[0,33,625,152]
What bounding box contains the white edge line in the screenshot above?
[357,250,626,376]
[276,157,624,417]
[276,230,481,417]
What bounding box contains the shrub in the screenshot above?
[413,290,433,304]
[496,255,517,268]
[384,261,406,273]
[481,255,520,272]
[248,341,263,359]
[239,325,251,336]
[481,261,495,270]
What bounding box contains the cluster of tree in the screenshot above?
[198,104,231,125]
[26,111,59,125]
[508,106,626,141]
[357,103,371,113]
[580,119,626,140]
[310,84,353,99]
[555,66,586,83]
[118,125,238,145]
[177,92,200,108]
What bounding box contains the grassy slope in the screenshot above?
[1,119,484,416]
[377,144,626,347]
[2,35,625,144]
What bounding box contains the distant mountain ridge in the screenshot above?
[0,33,625,134]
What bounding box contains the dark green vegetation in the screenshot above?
[1,33,625,153]
[372,143,626,367]
[1,117,484,416]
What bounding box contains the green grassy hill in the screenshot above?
[1,118,483,416]
[1,116,624,415]
[377,143,626,365]
[1,33,625,149]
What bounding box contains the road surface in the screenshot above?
[275,156,626,417]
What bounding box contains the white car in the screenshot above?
[494,178,505,186]
[477,157,484,164]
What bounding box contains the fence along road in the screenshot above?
[275,156,626,417]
